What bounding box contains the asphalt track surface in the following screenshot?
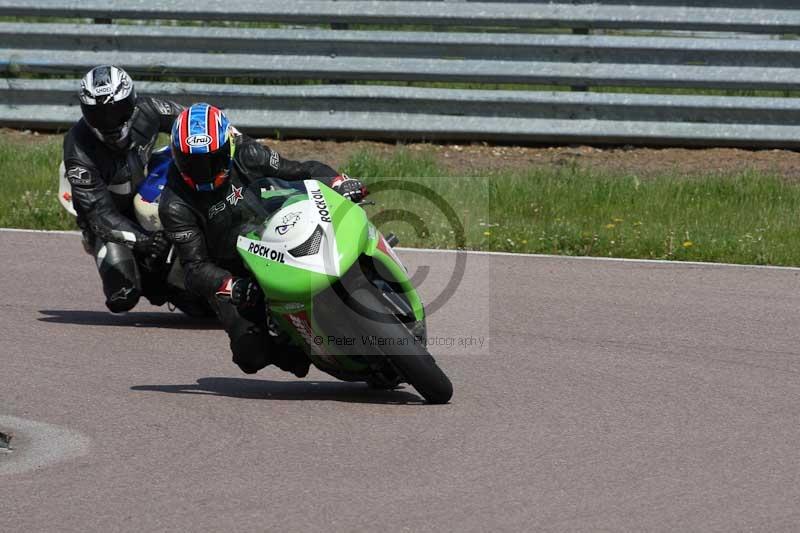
[3,230,800,531]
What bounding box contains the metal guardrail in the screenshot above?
[457,0,790,7]
[5,48,800,91]
[7,78,800,123]
[4,79,800,147]
[3,24,800,66]
[2,1,800,34]
[1,1,800,147]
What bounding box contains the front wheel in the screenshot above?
[346,283,453,404]
[384,339,453,404]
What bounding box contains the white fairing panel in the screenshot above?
[133,194,162,232]
[59,159,162,231]
[236,181,341,276]
[57,161,77,217]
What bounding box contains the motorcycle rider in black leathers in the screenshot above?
[63,65,183,313]
[159,103,368,376]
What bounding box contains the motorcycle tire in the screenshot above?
[346,283,453,405]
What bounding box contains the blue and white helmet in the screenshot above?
[171,103,235,191]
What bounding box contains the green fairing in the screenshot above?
[328,181,424,323]
[365,232,425,323]
[241,256,334,302]
[237,180,424,372]
[238,182,368,302]
[323,184,369,278]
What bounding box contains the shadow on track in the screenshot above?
[38,309,221,330]
[131,377,424,405]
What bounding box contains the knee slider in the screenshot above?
[105,286,141,313]
[231,327,270,374]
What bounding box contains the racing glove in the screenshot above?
[217,276,265,310]
[331,174,368,203]
[134,230,171,263]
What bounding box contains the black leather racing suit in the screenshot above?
[63,96,182,312]
[159,134,338,373]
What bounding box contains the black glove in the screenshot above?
[135,231,171,264]
[217,276,264,310]
[331,174,368,203]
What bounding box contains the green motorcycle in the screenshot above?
[236,178,453,404]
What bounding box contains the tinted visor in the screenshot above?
[174,140,232,184]
[80,93,136,132]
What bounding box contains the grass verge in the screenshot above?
[1,133,74,230]
[345,149,800,266]
[3,131,800,266]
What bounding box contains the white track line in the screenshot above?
[399,247,800,272]
[3,226,799,272]
[0,227,80,235]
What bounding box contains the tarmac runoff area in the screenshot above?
[4,228,800,531]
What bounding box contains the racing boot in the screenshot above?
[272,344,312,378]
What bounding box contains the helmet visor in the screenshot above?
[80,94,135,132]
[174,141,233,185]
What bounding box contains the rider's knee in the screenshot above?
[230,326,270,374]
[105,286,141,313]
[98,242,137,272]
[96,242,141,313]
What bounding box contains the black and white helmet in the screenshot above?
[79,65,137,149]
